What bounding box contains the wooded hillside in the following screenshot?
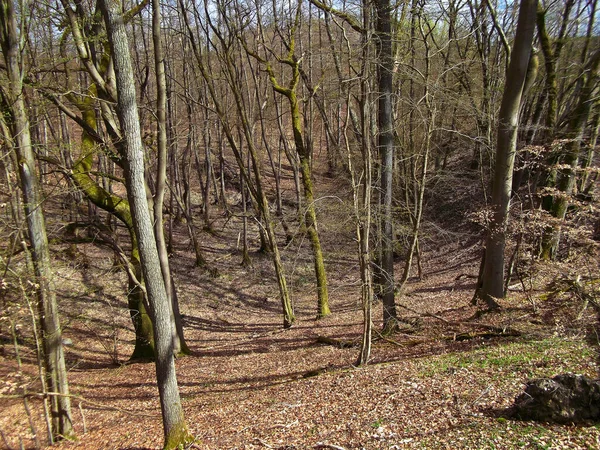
[1,0,599,448]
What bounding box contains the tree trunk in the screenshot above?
[151,0,188,356]
[479,0,537,309]
[399,8,433,292]
[536,0,575,143]
[356,5,373,364]
[579,108,599,193]
[540,49,600,259]
[375,0,398,331]
[0,0,74,440]
[71,104,156,360]
[177,0,295,327]
[128,240,156,360]
[100,0,190,447]
[263,33,331,317]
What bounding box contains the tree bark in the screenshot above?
[264,60,331,318]
[540,49,600,259]
[73,104,156,360]
[375,0,398,330]
[151,0,189,356]
[99,0,190,447]
[479,0,537,309]
[0,0,74,440]
[536,0,574,142]
[356,3,373,365]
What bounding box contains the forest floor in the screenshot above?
[1,169,600,449]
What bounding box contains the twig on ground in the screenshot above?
[254,438,273,448]
[373,330,404,346]
[0,427,16,450]
[314,443,347,450]
[396,302,451,324]
[269,420,299,429]
[316,335,357,348]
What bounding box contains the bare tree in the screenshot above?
[99,0,190,446]
[244,0,331,318]
[151,0,189,355]
[478,0,538,309]
[375,0,398,331]
[355,0,374,366]
[177,0,295,327]
[0,0,73,440]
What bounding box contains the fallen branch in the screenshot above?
[443,328,521,341]
[396,302,451,324]
[314,444,347,450]
[0,427,16,450]
[373,330,404,347]
[0,392,158,418]
[462,322,522,336]
[316,336,357,348]
[398,309,522,337]
[373,330,425,347]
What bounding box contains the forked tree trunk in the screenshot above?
[0,0,74,440]
[48,0,184,361]
[479,0,537,309]
[100,0,190,447]
[264,51,331,317]
[249,0,331,318]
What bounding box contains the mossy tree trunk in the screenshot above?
[128,246,156,360]
[254,0,331,319]
[267,71,331,319]
[536,0,579,258]
[72,100,156,360]
[578,109,599,194]
[540,49,600,259]
[47,0,190,359]
[536,0,574,142]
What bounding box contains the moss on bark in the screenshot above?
[163,421,193,450]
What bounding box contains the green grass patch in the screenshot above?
[416,337,595,377]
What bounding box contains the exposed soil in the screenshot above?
[1,172,599,450]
